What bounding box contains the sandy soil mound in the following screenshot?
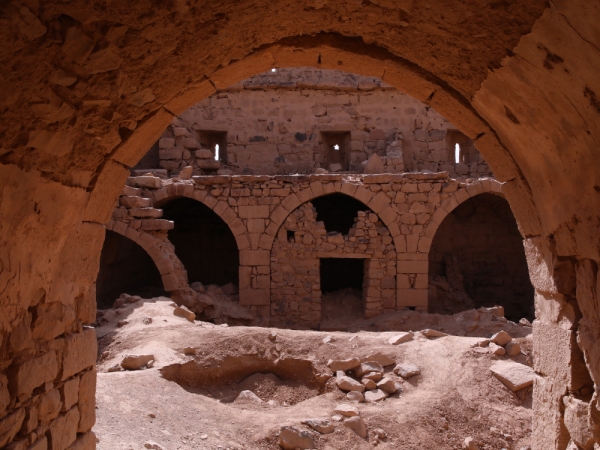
[94,297,534,450]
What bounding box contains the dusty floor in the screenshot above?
[94,297,533,450]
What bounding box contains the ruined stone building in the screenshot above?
[98,68,533,331]
[0,1,599,449]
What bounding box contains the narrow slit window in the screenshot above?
[454,143,461,164]
[214,144,220,161]
[333,144,340,151]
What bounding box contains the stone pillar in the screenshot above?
[396,252,429,310]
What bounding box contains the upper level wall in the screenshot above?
[136,68,492,178]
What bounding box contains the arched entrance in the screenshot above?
[96,230,165,308]
[428,193,534,321]
[270,193,396,329]
[160,197,240,288]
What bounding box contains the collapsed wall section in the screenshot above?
[270,202,396,328]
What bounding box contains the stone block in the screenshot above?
[66,431,96,450]
[8,351,59,396]
[47,407,79,450]
[158,138,175,148]
[60,378,79,411]
[181,138,200,149]
[239,289,270,306]
[0,408,25,448]
[490,361,536,391]
[38,388,62,422]
[397,289,428,307]
[195,149,214,159]
[159,148,183,160]
[128,176,161,189]
[197,159,221,170]
[119,196,151,208]
[367,192,391,213]
[61,329,97,381]
[78,369,96,433]
[140,219,174,230]
[239,205,270,219]
[129,207,162,218]
[397,260,428,274]
[240,250,270,266]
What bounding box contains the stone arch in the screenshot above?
[269,193,397,327]
[2,4,600,448]
[420,179,505,255]
[86,37,536,242]
[265,181,400,253]
[150,181,249,251]
[105,219,189,292]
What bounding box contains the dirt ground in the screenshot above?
[94,297,533,450]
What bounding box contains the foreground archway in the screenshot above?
[0,2,599,448]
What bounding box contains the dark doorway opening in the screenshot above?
[160,197,239,287]
[96,230,165,309]
[312,193,370,235]
[428,193,534,321]
[320,258,364,293]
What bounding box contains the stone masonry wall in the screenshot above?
[270,203,396,328]
[138,68,492,178]
[108,172,505,328]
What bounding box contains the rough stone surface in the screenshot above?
[302,418,334,434]
[394,363,421,379]
[279,426,314,450]
[388,332,414,345]
[121,355,154,371]
[490,361,536,391]
[343,416,367,438]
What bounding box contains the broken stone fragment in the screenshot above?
[394,363,420,379]
[360,352,395,367]
[388,332,413,345]
[490,361,535,391]
[173,306,195,322]
[421,329,448,338]
[233,390,263,404]
[328,357,360,372]
[364,389,389,402]
[144,441,166,450]
[363,153,384,174]
[490,331,511,346]
[362,371,382,382]
[121,354,154,371]
[301,418,334,434]
[354,361,383,377]
[336,375,365,392]
[334,404,359,417]
[505,341,521,356]
[128,176,161,189]
[376,377,398,394]
[178,166,193,180]
[278,426,314,450]
[563,395,594,450]
[346,391,364,402]
[329,163,343,172]
[343,416,367,438]
[489,343,506,356]
[361,378,377,390]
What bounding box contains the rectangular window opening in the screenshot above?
[319,131,351,172]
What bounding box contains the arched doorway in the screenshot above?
[428,193,534,321]
[96,230,165,309]
[160,197,239,287]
